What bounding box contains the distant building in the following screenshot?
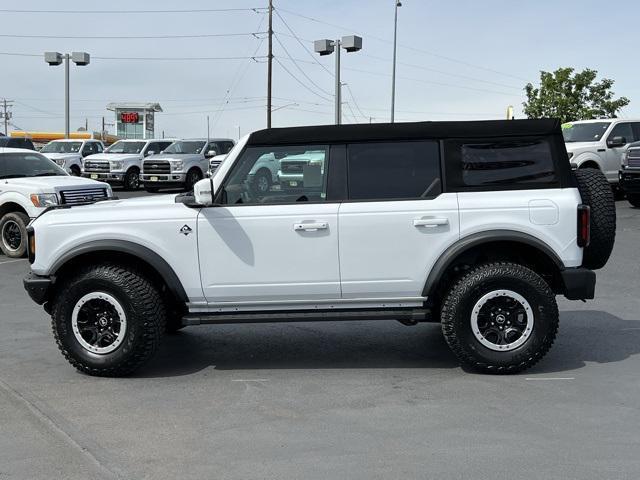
[106,102,162,139]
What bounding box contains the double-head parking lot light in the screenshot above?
[44,51,90,138]
[314,35,362,125]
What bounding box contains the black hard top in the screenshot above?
[247,119,562,146]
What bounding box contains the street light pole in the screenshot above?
[391,0,402,123]
[64,54,70,138]
[334,39,341,125]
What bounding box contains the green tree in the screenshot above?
[523,68,629,123]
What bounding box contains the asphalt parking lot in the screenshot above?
[0,193,638,480]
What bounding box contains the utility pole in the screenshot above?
[207,115,210,143]
[391,1,402,123]
[266,0,273,129]
[2,99,14,135]
[101,116,105,141]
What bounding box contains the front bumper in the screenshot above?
[23,272,53,305]
[619,169,640,194]
[141,173,187,184]
[561,268,596,300]
[82,172,125,184]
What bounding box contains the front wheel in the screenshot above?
[0,211,30,258]
[51,264,166,376]
[123,169,140,191]
[628,193,640,208]
[441,262,559,374]
[185,169,202,191]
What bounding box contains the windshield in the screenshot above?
[105,141,146,154]
[41,141,83,153]
[162,141,207,155]
[0,152,67,179]
[562,122,611,142]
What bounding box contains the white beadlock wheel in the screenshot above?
[470,289,534,352]
[71,292,128,354]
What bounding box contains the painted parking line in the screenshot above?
[231,379,269,382]
[0,259,27,265]
[525,377,575,381]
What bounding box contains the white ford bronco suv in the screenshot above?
[0,147,112,258]
[82,139,174,191]
[40,139,105,176]
[141,138,235,193]
[23,120,616,376]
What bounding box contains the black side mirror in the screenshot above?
[607,136,626,148]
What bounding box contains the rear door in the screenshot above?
[338,141,459,299]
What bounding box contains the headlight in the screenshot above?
[109,160,124,171]
[622,151,629,167]
[170,160,184,172]
[106,185,114,198]
[567,152,574,160]
[30,193,59,208]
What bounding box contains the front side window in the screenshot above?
[0,152,67,178]
[221,145,329,205]
[105,141,146,154]
[446,137,557,188]
[608,123,634,144]
[347,141,441,200]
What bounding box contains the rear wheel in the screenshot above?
[628,193,640,208]
[51,264,166,376]
[0,211,29,258]
[123,168,140,191]
[441,262,559,374]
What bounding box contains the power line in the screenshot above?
[274,57,333,103]
[273,34,333,96]
[0,8,266,14]
[344,84,368,121]
[0,32,264,40]
[0,51,266,61]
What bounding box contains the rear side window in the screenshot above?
[347,141,441,200]
[445,137,558,189]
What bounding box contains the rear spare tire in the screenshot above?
[574,168,616,270]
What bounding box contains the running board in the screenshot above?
[182,308,432,326]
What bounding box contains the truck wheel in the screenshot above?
[185,168,202,191]
[441,262,558,374]
[574,168,616,270]
[252,169,272,194]
[70,165,81,176]
[123,169,140,191]
[51,264,166,377]
[628,194,640,208]
[0,211,30,258]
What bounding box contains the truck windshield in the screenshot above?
[105,141,146,154]
[162,141,206,155]
[0,152,67,178]
[41,141,83,153]
[562,122,611,142]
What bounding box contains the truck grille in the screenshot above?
[627,149,640,167]
[83,160,110,173]
[60,188,109,205]
[281,161,307,173]
[143,160,170,174]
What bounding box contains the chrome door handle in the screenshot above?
[413,218,449,228]
[294,222,328,232]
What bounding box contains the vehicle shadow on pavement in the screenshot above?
[134,310,640,378]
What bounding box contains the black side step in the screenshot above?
[182,308,431,326]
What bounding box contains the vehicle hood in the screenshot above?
[146,153,203,162]
[42,153,81,160]
[85,153,140,162]
[3,175,110,193]
[564,142,601,153]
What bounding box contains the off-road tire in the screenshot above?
[123,168,140,191]
[0,211,30,258]
[70,165,81,176]
[51,264,166,377]
[441,262,559,374]
[628,193,640,208]
[574,168,616,270]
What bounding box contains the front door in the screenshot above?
[605,122,635,182]
[198,144,341,305]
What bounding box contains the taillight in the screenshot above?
[27,227,35,264]
[577,204,590,248]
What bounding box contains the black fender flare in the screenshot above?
[49,240,188,303]
[422,230,565,297]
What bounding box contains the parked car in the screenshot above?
[141,138,234,192]
[206,139,236,175]
[620,142,640,207]
[40,139,105,176]
[82,139,174,190]
[23,119,616,376]
[0,147,112,258]
[277,150,326,192]
[0,137,35,150]
[563,119,640,184]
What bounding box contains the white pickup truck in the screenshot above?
[82,139,174,190]
[40,139,105,176]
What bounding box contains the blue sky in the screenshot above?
[1,0,637,138]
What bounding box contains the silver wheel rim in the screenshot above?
[1,220,22,252]
[470,289,534,352]
[72,292,127,354]
[257,175,269,192]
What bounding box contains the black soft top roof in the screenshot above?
[247,118,562,146]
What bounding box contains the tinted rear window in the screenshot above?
[347,141,441,200]
[445,137,557,189]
